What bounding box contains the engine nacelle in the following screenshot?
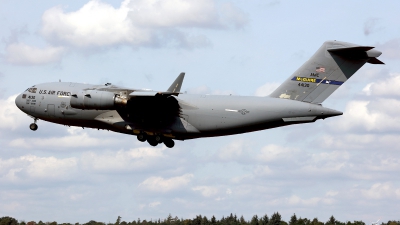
[70,90,125,110]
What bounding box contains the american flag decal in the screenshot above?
[316,67,325,73]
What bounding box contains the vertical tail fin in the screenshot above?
[269,40,384,104]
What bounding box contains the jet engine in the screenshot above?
[70,90,127,110]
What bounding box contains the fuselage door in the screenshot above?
[47,104,55,117]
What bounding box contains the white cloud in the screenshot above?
[254,82,280,97]
[218,139,248,161]
[139,173,193,192]
[330,73,400,132]
[9,132,115,149]
[253,165,273,176]
[81,147,165,172]
[192,185,218,197]
[40,0,248,49]
[361,182,400,199]
[362,73,400,97]
[376,38,400,60]
[5,43,64,65]
[331,99,400,132]
[256,144,296,162]
[0,155,78,182]
[287,195,321,206]
[0,95,32,131]
[326,191,338,197]
[148,201,161,207]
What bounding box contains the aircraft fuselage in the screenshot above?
[15,82,342,142]
[14,40,384,148]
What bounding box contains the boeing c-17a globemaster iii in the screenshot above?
[15,41,384,148]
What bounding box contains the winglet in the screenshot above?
[167,72,185,93]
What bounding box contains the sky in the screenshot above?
[1,0,400,223]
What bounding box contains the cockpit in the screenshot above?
[25,87,37,93]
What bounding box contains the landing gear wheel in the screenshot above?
[147,137,158,147]
[137,133,147,142]
[29,123,38,131]
[155,135,163,143]
[163,139,175,148]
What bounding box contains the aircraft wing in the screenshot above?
[129,91,178,97]
[129,72,185,97]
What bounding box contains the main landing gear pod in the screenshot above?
[137,132,175,148]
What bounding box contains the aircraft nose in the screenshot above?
[15,94,22,109]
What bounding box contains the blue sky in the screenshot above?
[1,0,400,223]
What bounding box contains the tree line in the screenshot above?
[1,213,399,225]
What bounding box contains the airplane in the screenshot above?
[15,40,384,148]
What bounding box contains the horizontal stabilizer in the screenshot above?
[327,46,375,53]
[327,46,384,64]
[368,57,385,64]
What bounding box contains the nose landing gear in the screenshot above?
[29,118,38,131]
[29,123,38,131]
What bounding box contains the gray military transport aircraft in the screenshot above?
[15,40,384,148]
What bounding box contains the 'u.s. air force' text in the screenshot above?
[39,90,71,96]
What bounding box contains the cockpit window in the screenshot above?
[26,88,37,93]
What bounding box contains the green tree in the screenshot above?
[260,215,269,225]
[83,221,105,225]
[325,217,336,225]
[211,217,216,225]
[191,215,201,225]
[0,217,18,225]
[201,216,209,225]
[297,218,310,225]
[239,216,246,225]
[115,217,122,225]
[311,218,323,225]
[251,215,259,225]
[289,214,297,225]
[353,220,365,225]
[268,212,281,225]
